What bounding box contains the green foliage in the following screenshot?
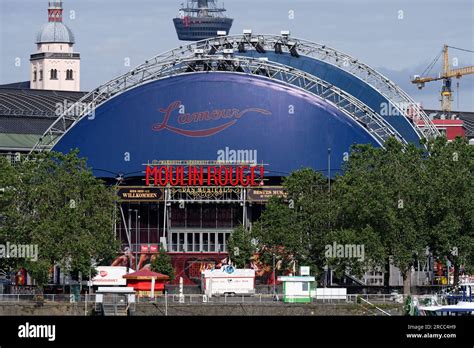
[253,169,337,277]
[151,246,175,282]
[424,137,474,278]
[337,138,430,281]
[226,224,255,268]
[249,136,473,293]
[0,150,120,289]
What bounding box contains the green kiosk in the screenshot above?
[278,275,316,303]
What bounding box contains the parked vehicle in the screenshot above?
[201,266,255,297]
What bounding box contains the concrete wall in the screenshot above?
[0,302,403,316]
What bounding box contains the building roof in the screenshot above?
[123,269,169,280]
[0,83,88,150]
[0,82,87,119]
[425,109,474,138]
[36,22,75,44]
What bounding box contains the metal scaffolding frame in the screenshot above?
[200,33,439,139]
[34,32,439,152]
[31,49,409,152]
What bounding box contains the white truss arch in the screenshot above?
[32,39,424,152]
[97,33,439,139]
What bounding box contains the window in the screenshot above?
[179,233,185,252]
[302,283,309,291]
[171,231,232,253]
[210,234,217,252]
[193,233,200,252]
[50,69,58,80]
[39,70,43,81]
[171,233,178,252]
[33,71,37,82]
[66,69,74,80]
[217,233,224,253]
[225,233,231,252]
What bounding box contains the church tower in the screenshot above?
[30,1,80,91]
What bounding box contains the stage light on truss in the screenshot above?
[274,42,283,54]
[251,38,266,54]
[238,42,246,53]
[223,49,234,55]
[287,42,299,57]
[243,29,252,36]
[280,30,290,37]
[209,46,217,55]
[217,30,227,36]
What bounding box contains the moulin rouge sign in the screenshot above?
[145,164,265,187]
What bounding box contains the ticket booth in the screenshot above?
[278,276,315,303]
[123,269,169,298]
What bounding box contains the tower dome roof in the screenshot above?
[36,22,75,44]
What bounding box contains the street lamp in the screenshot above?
[132,209,139,270]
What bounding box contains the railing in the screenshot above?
[0,294,96,303]
[30,53,80,60]
[0,293,408,305]
[133,293,408,304]
[358,297,392,316]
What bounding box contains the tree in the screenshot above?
[424,136,474,287]
[151,246,175,282]
[336,138,429,294]
[226,224,255,268]
[252,168,383,282]
[0,150,120,290]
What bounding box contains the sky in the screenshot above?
[0,0,473,110]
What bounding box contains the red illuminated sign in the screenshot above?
[140,245,159,253]
[145,165,264,187]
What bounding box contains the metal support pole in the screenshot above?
[135,210,139,270]
[128,208,132,248]
[119,206,132,249]
[328,148,331,194]
[151,277,155,299]
[273,253,276,296]
[163,188,168,249]
[113,203,117,239]
[242,188,246,229]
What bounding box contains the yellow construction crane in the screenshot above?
[411,45,474,112]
